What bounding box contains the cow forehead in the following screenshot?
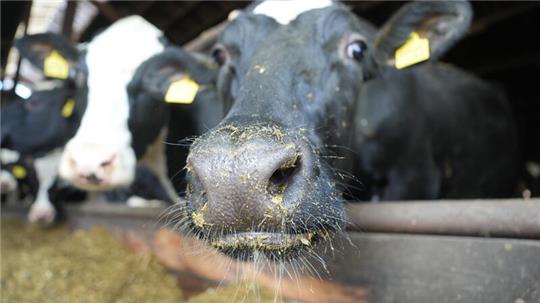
[253,0,333,25]
[71,15,164,150]
[85,15,163,80]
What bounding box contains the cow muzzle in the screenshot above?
[59,142,135,191]
[184,123,344,260]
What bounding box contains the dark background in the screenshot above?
[2,0,539,181]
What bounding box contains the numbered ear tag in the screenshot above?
[12,165,27,179]
[62,98,75,118]
[164,77,199,104]
[44,50,70,79]
[394,32,430,69]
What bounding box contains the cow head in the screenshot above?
[16,16,166,191]
[183,0,472,261]
[1,81,84,156]
[126,46,220,159]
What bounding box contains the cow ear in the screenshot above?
[15,33,79,79]
[138,47,217,105]
[371,1,472,70]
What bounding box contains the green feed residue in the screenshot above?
[217,124,286,145]
[1,220,181,303]
[191,203,210,228]
[187,282,277,303]
[1,220,281,303]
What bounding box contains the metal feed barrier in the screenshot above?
[3,199,539,303]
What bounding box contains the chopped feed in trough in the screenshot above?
[1,220,182,303]
[186,282,276,303]
[1,220,278,303]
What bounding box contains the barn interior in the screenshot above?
[1,1,539,303]
[3,1,539,172]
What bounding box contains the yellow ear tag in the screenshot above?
[62,98,75,118]
[394,32,430,69]
[164,77,199,104]
[44,50,70,79]
[12,165,27,179]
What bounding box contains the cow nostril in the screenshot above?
[82,173,101,184]
[267,155,301,196]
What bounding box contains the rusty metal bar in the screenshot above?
[4,199,539,238]
[345,199,540,239]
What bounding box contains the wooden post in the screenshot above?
[90,0,120,23]
[62,1,77,41]
[10,0,32,94]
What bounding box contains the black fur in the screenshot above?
[1,82,85,156]
[127,47,223,192]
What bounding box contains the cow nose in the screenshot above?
[79,172,102,184]
[186,131,312,232]
[68,153,117,171]
[64,148,118,185]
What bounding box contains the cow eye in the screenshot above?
[346,40,367,62]
[211,45,229,66]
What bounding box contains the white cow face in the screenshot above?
[60,16,165,190]
[16,16,165,191]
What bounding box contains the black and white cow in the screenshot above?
[14,16,222,223]
[178,0,518,260]
[1,80,84,156]
[1,149,39,204]
[0,86,168,221]
[1,81,87,222]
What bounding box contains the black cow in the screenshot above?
[1,83,87,223]
[1,81,84,156]
[179,1,518,261]
[126,47,224,192]
[1,150,39,204]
